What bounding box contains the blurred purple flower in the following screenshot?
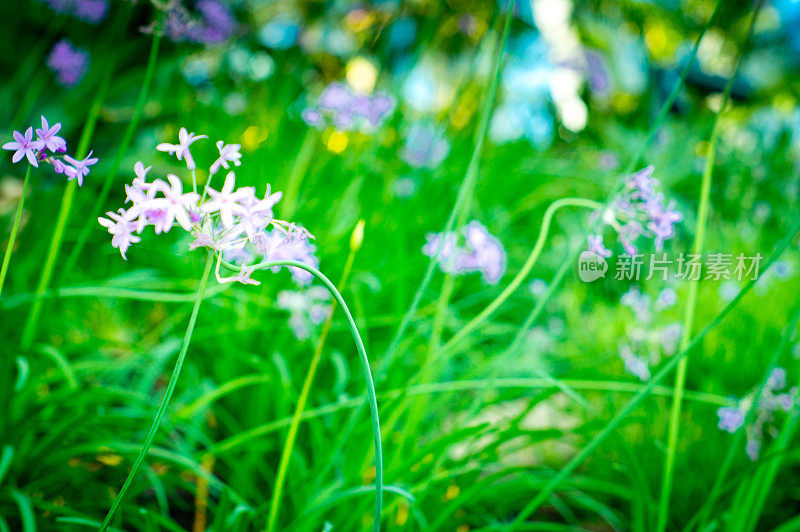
[39,0,108,23]
[423,221,506,285]
[47,40,89,87]
[303,82,394,132]
[400,122,450,169]
[717,406,744,433]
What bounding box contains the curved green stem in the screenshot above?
[438,197,602,357]
[656,5,762,531]
[0,165,32,298]
[99,254,214,532]
[265,246,358,532]
[503,219,800,531]
[220,257,383,532]
[63,13,164,275]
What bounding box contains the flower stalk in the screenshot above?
[0,165,32,298]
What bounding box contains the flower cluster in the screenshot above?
[3,116,97,185]
[423,221,507,285]
[276,286,332,340]
[587,166,683,257]
[302,83,395,132]
[144,0,236,44]
[40,0,108,24]
[99,127,318,286]
[47,40,90,87]
[617,286,682,381]
[717,367,798,460]
[400,122,450,169]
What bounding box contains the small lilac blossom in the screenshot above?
[587,234,612,258]
[73,0,108,23]
[35,116,67,153]
[157,127,208,171]
[210,141,242,174]
[277,286,332,340]
[98,210,140,259]
[47,40,89,87]
[63,150,98,186]
[192,0,237,43]
[4,116,96,183]
[101,127,317,286]
[717,406,744,432]
[589,166,682,256]
[3,128,43,166]
[655,287,678,310]
[133,161,152,188]
[203,172,252,228]
[423,221,506,285]
[619,345,650,381]
[303,82,394,132]
[400,122,450,169]
[718,366,799,460]
[40,0,108,23]
[767,367,787,390]
[155,174,200,231]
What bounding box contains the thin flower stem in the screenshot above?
[265,242,359,532]
[0,165,32,298]
[692,301,800,532]
[63,12,164,275]
[19,56,116,350]
[278,129,316,220]
[470,0,724,393]
[504,220,800,530]
[436,197,602,358]
[99,254,214,532]
[218,256,383,532]
[375,0,514,379]
[656,5,762,531]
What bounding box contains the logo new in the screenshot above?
[578,251,608,282]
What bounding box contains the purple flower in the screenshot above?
[746,438,761,461]
[587,234,612,258]
[3,127,44,166]
[98,209,140,259]
[210,141,242,174]
[73,0,107,23]
[655,288,677,310]
[192,0,236,43]
[628,165,658,199]
[258,228,319,285]
[400,122,450,169]
[35,116,67,153]
[47,40,89,87]
[63,150,98,186]
[39,0,108,23]
[456,221,507,284]
[202,171,252,228]
[717,406,744,433]
[424,221,506,285]
[277,286,332,340]
[619,345,650,381]
[301,108,324,128]
[157,127,207,170]
[305,82,394,131]
[767,368,788,390]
